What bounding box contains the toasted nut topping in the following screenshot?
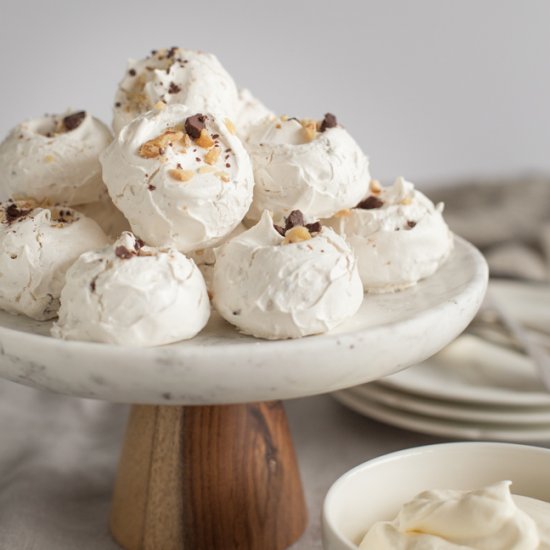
[334,209,351,218]
[282,225,312,244]
[215,171,231,183]
[204,147,221,165]
[370,179,382,194]
[169,168,195,182]
[198,165,216,174]
[224,118,236,135]
[300,119,317,142]
[182,133,192,147]
[196,129,215,148]
[280,114,289,122]
[139,128,184,158]
[400,197,412,205]
[153,101,166,111]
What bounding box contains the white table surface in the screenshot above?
[3,378,548,549]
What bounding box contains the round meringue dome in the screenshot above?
[235,88,274,141]
[327,177,454,293]
[212,210,363,340]
[0,201,109,320]
[245,114,370,223]
[52,232,210,346]
[101,104,254,253]
[112,47,239,135]
[0,110,112,205]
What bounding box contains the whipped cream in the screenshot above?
[112,48,239,134]
[212,211,363,339]
[0,201,109,320]
[101,104,254,253]
[327,177,453,292]
[0,110,112,205]
[52,232,210,346]
[359,481,550,549]
[75,192,131,241]
[235,88,274,141]
[245,114,370,223]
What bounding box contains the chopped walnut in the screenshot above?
[198,166,216,174]
[400,197,412,205]
[216,171,231,183]
[224,118,236,135]
[300,119,317,142]
[369,179,382,194]
[196,129,215,148]
[139,128,184,158]
[334,209,352,218]
[282,226,312,244]
[204,147,221,165]
[169,168,194,182]
[153,100,166,111]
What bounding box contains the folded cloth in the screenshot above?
[427,175,550,281]
[0,177,548,549]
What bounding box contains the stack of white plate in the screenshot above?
[333,280,550,441]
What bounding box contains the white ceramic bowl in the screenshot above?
[322,442,550,550]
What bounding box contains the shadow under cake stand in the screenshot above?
[0,237,487,550]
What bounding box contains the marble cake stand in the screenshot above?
[0,237,487,550]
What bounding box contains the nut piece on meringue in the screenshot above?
[0,110,112,205]
[245,113,370,223]
[112,47,239,135]
[212,210,363,340]
[327,177,454,293]
[101,104,254,253]
[52,232,210,346]
[0,200,109,320]
[235,88,274,141]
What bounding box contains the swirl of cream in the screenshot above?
[245,114,370,223]
[0,200,109,320]
[112,47,239,134]
[359,481,547,549]
[52,232,210,346]
[101,104,254,253]
[212,210,363,339]
[327,177,453,293]
[0,110,112,205]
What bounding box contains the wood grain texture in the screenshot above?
[111,402,307,550]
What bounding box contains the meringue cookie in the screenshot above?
[212,211,363,339]
[188,223,246,290]
[112,47,239,135]
[327,177,454,293]
[235,88,274,141]
[75,193,131,240]
[0,201,109,320]
[0,110,112,205]
[245,114,370,223]
[101,104,254,252]
[52,232,210,346]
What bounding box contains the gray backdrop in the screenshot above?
[1,0,549,184]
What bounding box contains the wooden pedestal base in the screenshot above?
[111,402,308,550]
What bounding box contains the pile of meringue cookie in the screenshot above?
[0,47,454,346]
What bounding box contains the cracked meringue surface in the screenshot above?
[112,47,239,135]
[101,104,254,253]
[245,114,370,223]
[52,232,210,346]
[212,211,363,340]
[0,110,112,205]
[0,201,109,320]
[327,177,454,293]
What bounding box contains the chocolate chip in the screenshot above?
[134,238,145,250]
[166,47,178,59]
[115,246,134,259]
[357,196,384,210]
[148,184,156,191]
[406,220,417,229]
[115,102,121,108]
[274,224,286,236]
[320,113,338,132]
[168,82,181,94]
[285,210,305,231]
[128,68,136,76]
[185,114,206,139]
[305,221,322,234]
[63,111,86,131]
[90,280,96,292]
[5,203,30,223]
